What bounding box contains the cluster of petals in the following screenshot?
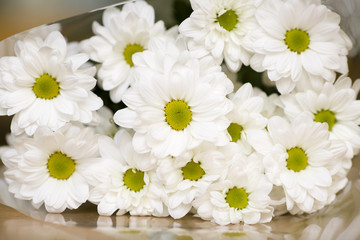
[0,0,358,226]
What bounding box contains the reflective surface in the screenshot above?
[1,1,360,239]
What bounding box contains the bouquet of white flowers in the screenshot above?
[0,0,359,227]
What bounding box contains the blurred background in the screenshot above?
[0,0,124,41]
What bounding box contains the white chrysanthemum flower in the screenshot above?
[0,31,103,136]
[280,75,360,157]
[114,38,233,158]
[178,0,263,72]
[88,129,168,217]
[254,113,347,214]
[157,142,228,219]
[193,153,273,225]
[0,124,100,213]
[226,83,268,155]
[243,0,352,94]
[80,1,174,103]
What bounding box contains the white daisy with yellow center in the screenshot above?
[243,0,352,94]
[179,0,262,72]
[80,1,173,103]
[157,143,228,219]
[193,153,273,225]
[88,129,168,217]
[226,83,268,155]
[0,31,103,136]
[0,124,99,213]
[255,113,347,214]
[114,39,233,158]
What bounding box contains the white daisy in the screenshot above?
[156,142,228,219]
[0,31,103,136]
[0,124,100,213]
[178,0,263,72]
[226,83,268,155]
[193,153,273,225]
[88,129,168,217]
[114,38,233,158]
[243,0,352,93]
[256,113,347,214]
[280,75,360,157]
[80,1,174,103]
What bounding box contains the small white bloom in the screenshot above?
[257,113,346,214]
[0,31,103,136]
[81,1,173,103]
[179,0,263,72]
[0,124,100,213]
[280,75,360,157]
[226,83,268,155]
[114,38,233,158]
[157,142,227,219]
[243,0,352,93]
[193,153,273,225]
[88,129,168,217]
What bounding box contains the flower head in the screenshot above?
[243,0,352,93]
[226,83,268,155]
[255,113,347,214]
[0,124,100,213]
[88,129,168,217]
[0,31,103,136]
[80,1,174,103]
[157,142,228,219]
[193,152,273,225]
[179,0,262,72]
[114,38,233,158]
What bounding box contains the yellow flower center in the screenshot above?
[286,147,308,172]
[47,152,76,180]
[227,123,243,142]
[123,168,146,192]
[314,109,336,131]
[284,29,310,54]
[217,9,238,32]
[123,43,145,67]
[181,160,205,181]
[225,187,249,210]
[33,73,60,99]
[164,100,192,131]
